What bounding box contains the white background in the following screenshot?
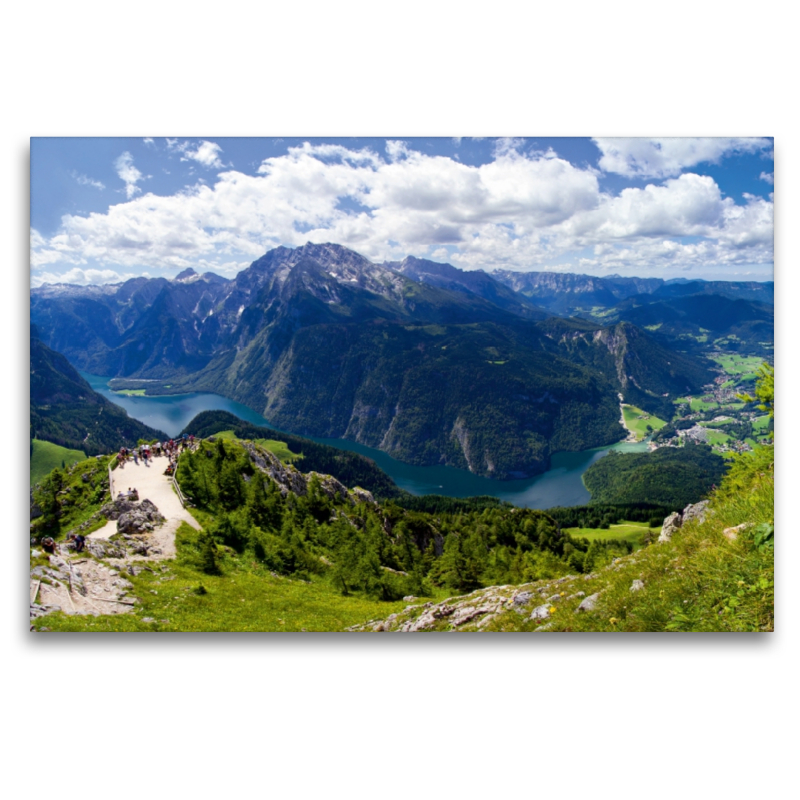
[3,2,795,798]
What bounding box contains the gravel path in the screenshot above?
[87,456,200,557]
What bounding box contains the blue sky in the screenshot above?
[30,136,774,285]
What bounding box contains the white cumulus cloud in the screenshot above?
[29,140,773,283]
[593,137,772,179]
[167,139,225,169]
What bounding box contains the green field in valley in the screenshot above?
[622,405,667,439]
[563,521,659,550]
[30,439,87,485]
[752,415,771,432]
[704,429,731,447]
[711,354,765,376]
[689,397,719,412]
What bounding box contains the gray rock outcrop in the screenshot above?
[577,593,601,612]
[682,500,709,525]
[658,512,683,542]
[659,501,711,543]
[530,604,551,621]
[117,499,165,534]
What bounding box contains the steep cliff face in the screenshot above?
[31,244,715,478]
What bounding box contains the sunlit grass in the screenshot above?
[31,439,87,486]
[622,405,667,439]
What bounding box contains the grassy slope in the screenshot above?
[207,430,304,464]
[33,524,448,632]
[362,446,773,633]
[31,439,86,485]
[489,447,774,631]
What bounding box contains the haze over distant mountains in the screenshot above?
[31,243,771,479]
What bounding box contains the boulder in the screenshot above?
[682,500,709,526]
[84,538,127,559]
[512,591,534,607]
[116,499,166,534]
[577,593,601,612]
[530,604,551,621]
[100,498,140,520]
[658,512,683,542]
[351,487,376,505]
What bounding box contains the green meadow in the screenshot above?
[30,439,86,485]
[622,405,667,439]
[564,521,659,550]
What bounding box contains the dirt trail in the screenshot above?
[88,455,200,557]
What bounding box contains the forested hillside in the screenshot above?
[582,443,727,507]
[181,410,403,499]
[30,327,167,459]
[31,243,715,478]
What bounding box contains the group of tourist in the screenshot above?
[116,434,196,470]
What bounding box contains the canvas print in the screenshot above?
[29,137,774,632]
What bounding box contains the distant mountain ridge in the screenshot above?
[32,244,721,478]
[491,269,773,314]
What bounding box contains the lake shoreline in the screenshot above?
[81,371,647,509]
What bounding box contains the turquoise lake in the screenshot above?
[82,372,648,508]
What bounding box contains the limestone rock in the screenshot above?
[722,522,752,542]
[530,604,551,621]
[116,500,166,534]
[512,591,533,607]
[658,512,683,542]
[682,500,709,526]
[84,538,127,559]
[100,497,140,520]
[577,593,601,612]
[351,487,376,505]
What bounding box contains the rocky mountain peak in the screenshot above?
[174,268,198,281]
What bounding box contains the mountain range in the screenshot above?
[31,243,768,478]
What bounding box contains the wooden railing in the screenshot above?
[171,473,191,507]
